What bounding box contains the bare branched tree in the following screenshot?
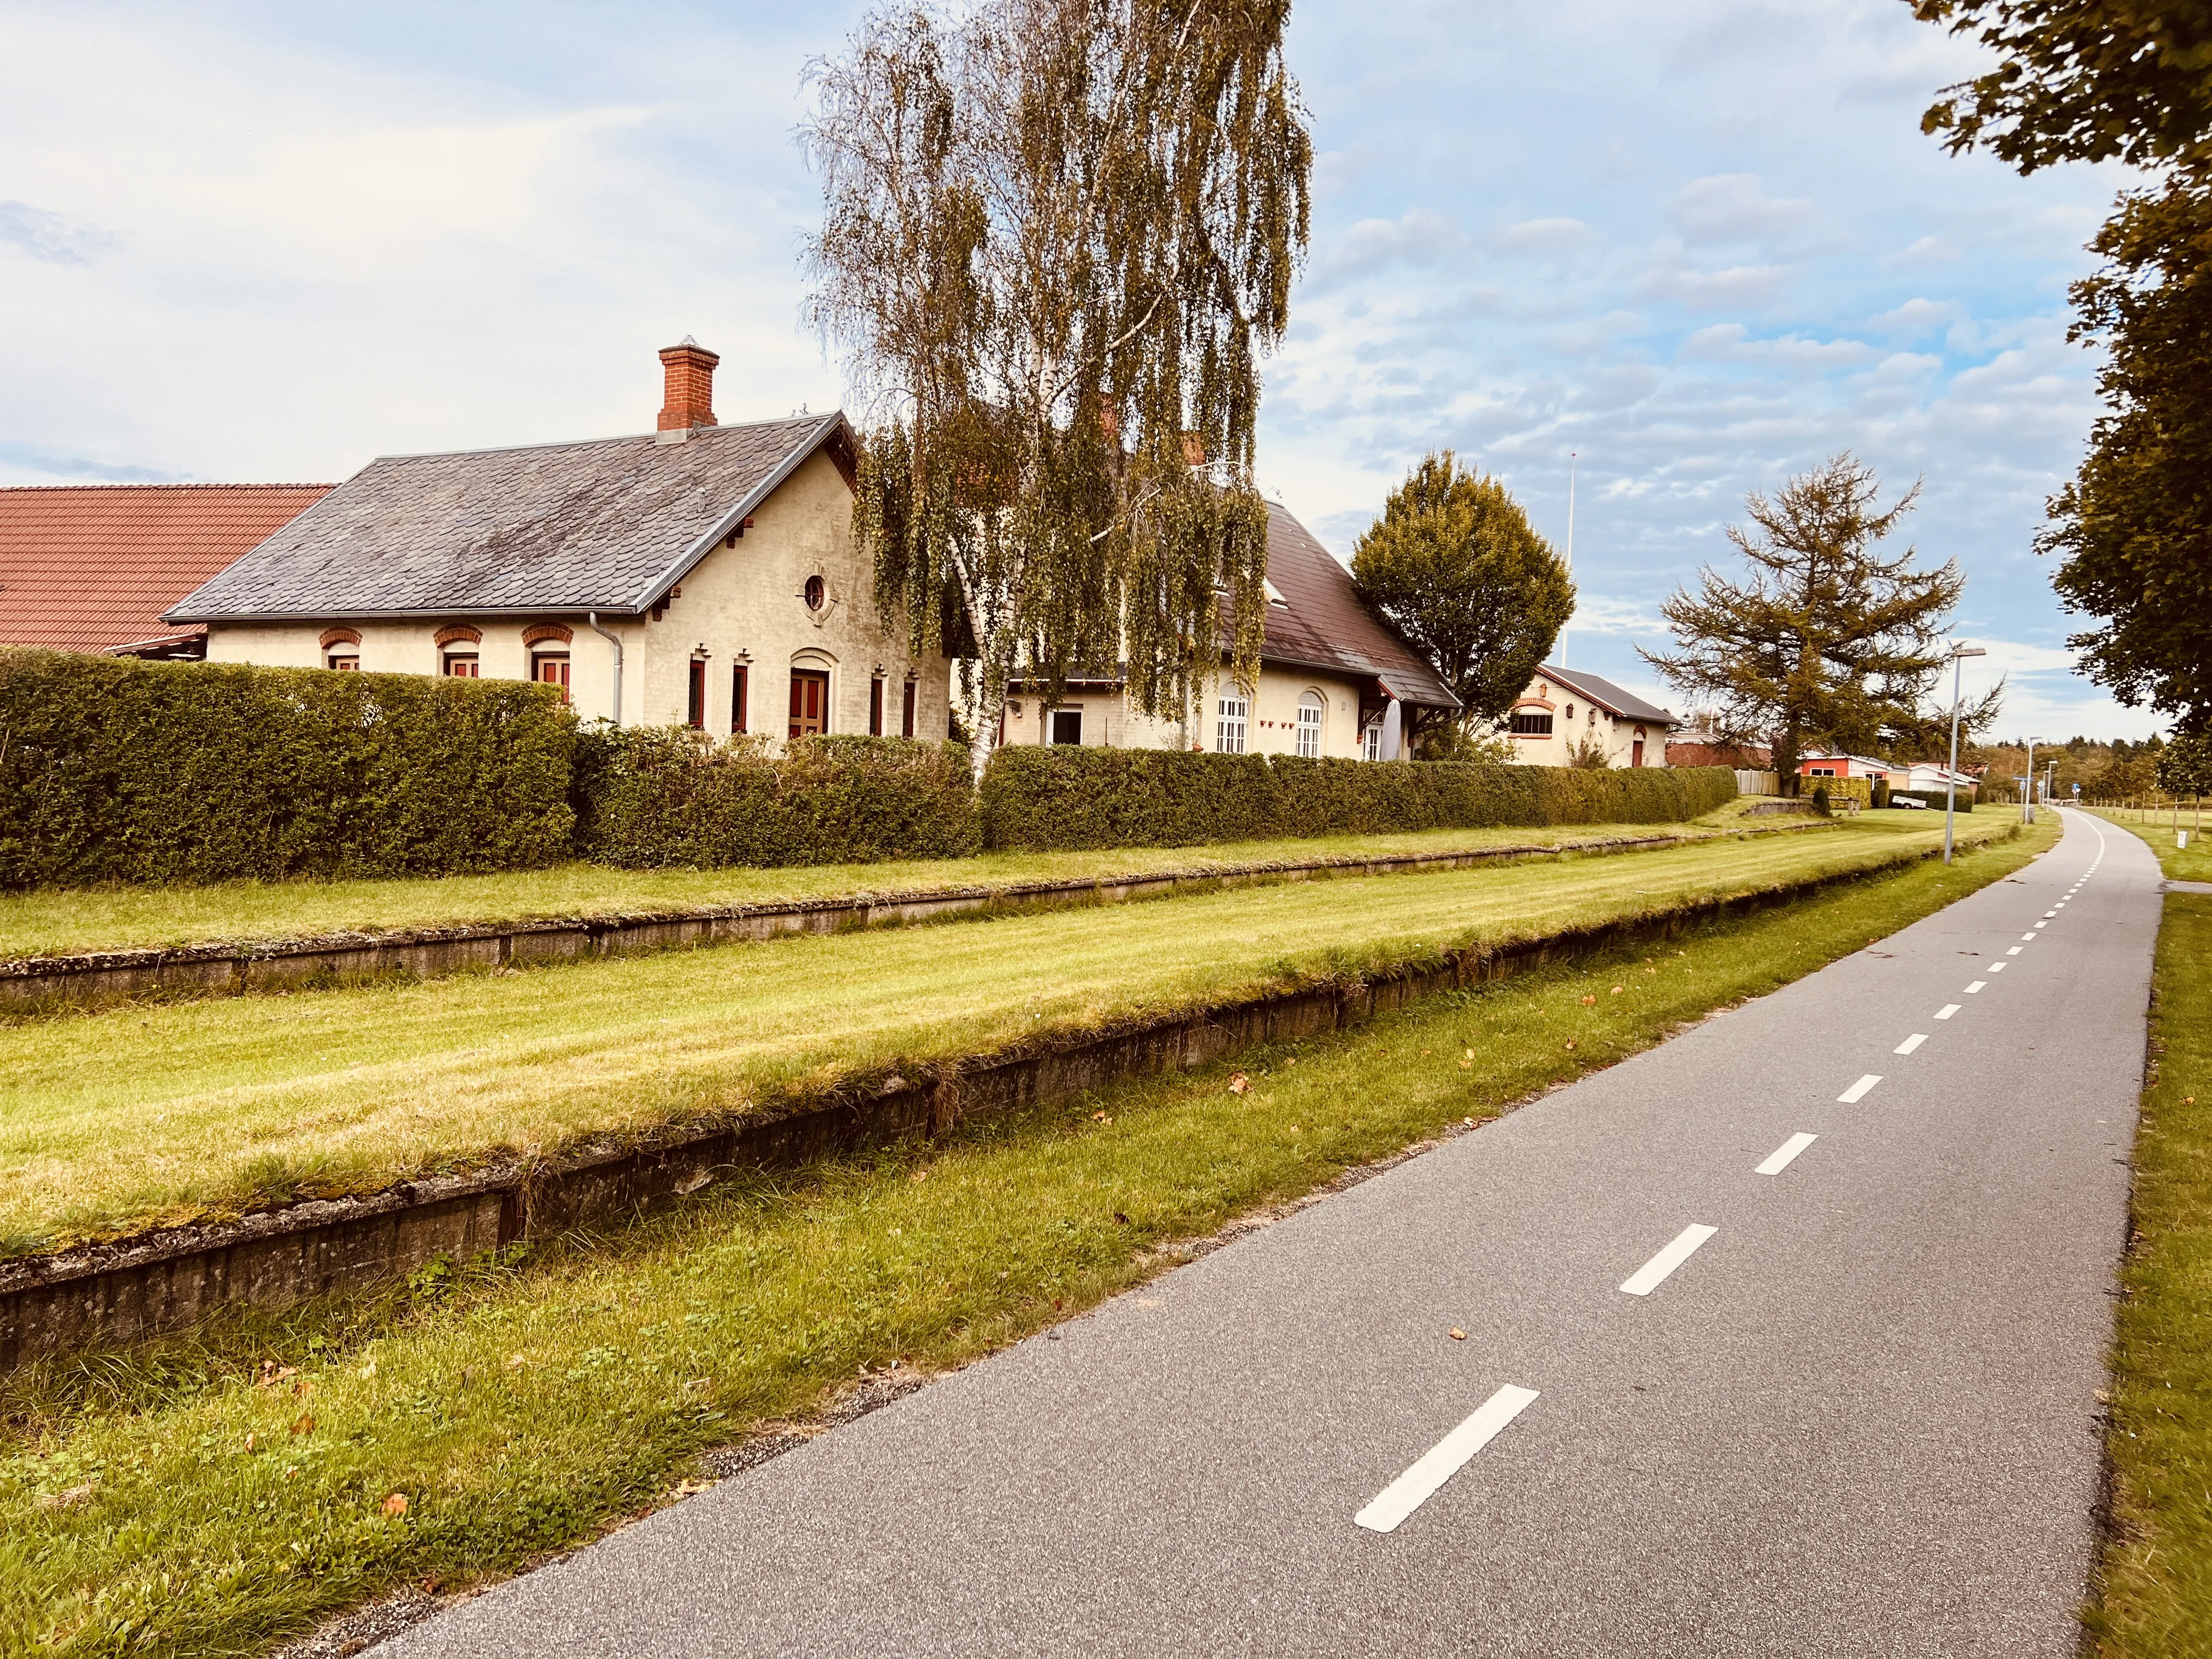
[802,0,1311,771]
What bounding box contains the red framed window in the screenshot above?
[869,676,884,736]
[687,658,707,729]
[901,679,917,738]
[442,653,479,678]
[731,664,749,734]
[533,653,570,703]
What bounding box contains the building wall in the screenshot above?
[1504,672,1668,768]
[994,665,1376,759]
[204,450,951,748]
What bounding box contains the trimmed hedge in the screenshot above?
[578,729,980,868]
[1891,788,1972,813]
[0,648,575,890]
[978,747,1738,852]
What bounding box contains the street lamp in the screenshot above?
[2022,735,2042,828]
[1943,644,1987,865]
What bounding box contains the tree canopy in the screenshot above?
[1910,0,2212,736]
[802,0,1311,766]
[1640,454,2000,786]
[1350,452,1574,745]
[1910,1,2212,173]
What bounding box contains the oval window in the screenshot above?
[804,574,826,611]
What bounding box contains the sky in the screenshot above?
[0,0,2156,740]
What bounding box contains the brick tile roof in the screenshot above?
[166,416,847,622]
[0,483,332,654]
[1259,504,1459,709]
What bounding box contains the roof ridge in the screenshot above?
[370,411,839,466]
[0,482,334,494]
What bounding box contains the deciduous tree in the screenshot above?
[1351,452,1574,749]
[1640,454,2000,790]
[802,0,1311,774]
[1911,0,2212,734]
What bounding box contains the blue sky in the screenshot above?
[0,0,2151,737]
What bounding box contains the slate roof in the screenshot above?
[166,415,848,623]
[1538,664,1678,726]
[0,483,332,654]
[1259,504,1459,710]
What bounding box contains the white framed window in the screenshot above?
[1295,692,1324,759]
[1216,695,1249,754]
[1362,723,1382,761]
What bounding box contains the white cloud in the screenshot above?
[1495,216,1591,255]
[1634,263,1795,311]
[1668,173,1815,245]
[0,199,106,264]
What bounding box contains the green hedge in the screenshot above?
[1891,788,1972,812]
[578,729,979,868]
[0,648,575,890]
[978,747,1737,851]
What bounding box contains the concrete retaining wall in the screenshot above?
[0,829,1972,1374]
[0,825,1827,1018]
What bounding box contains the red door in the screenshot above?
[788,669,829,738]
[1632,740,1645,768]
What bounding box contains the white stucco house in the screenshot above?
[1505,664,1678,768]
[166,342,952,744]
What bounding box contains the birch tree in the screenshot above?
[802,0,1311,771]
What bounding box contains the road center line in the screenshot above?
[1936,1003,1961,1019]
[2007,947,2024,956]
[2020,933,2038,942]
[1966,980,1987,993]
[1621,1224,1719,1296]
[1894,1033,1928,1055]
[2035,921,2049,929]
[1838,1074,1883,1104]
[1756,1133,1818,1175]
[1355,1385,1541,1534]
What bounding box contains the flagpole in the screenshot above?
[1561,452,1577,669]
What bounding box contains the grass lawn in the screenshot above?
[0,814,1792,962]
[2089,880,2212,1654]
[0,809,2057,1657]
[2086,805,2212,884]
[0,814,2023,1257]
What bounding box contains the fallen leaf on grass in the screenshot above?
[1610,986,1624,995]
[1580,995,1597,1006]
[358,1361,377,1379]
[1449,1329,1466,1341]
[284,1465,299,1481]
[37,1483,93,1512]
[1227,1074,1250,1096]
[669,1479,714,1500]
[1113,1212,1131,1225]
[1463,1048,1474,1061]
[910,1169,928,1182]
[290,1413,315,1436]
[505,1354,528,1370]
[382,1493,409,1517]
[256,1364,298,1389]
[1564,1040,1576,1051]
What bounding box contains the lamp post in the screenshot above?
[2022,735,2041,827]
[1943,644,1987,866]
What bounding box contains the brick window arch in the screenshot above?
[433,625,483,648]
[521,623,573,648]
[319,627,361,650]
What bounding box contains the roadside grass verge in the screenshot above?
[0,815,2020,1257]
[0,815,1779,962]
[0,814,2055,1656]
[2086,807,2212,884]
[2090,891,2212,1655]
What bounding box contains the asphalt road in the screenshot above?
[387,809,2160,1657]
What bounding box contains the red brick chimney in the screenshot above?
[657,337,719,432]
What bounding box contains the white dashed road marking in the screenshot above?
[1355,1385,1542,1534]
[1838,1074,1883,1104]
[1621,1226,1719,1297]
[1894,1034,1928,1055]
[1966,981,1987,994]
[1936,1005,1961,1019]
[1756,1133,1819,1176]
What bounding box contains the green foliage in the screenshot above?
[1871,776,1891,809]
[1352,451,1575,735]
[579,729,980,868]
[2159,733,2212,795]
[1811,786,1832,817]
[978,746,1736,851]
[804,0,1312,752]
[2042,176,2212,736]
[1911,1,2212,175]
[1640,454,1997,785]
[0,648,574,891]
[1891,788,1973,812]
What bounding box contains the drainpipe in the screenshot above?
[585,612,624,726]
